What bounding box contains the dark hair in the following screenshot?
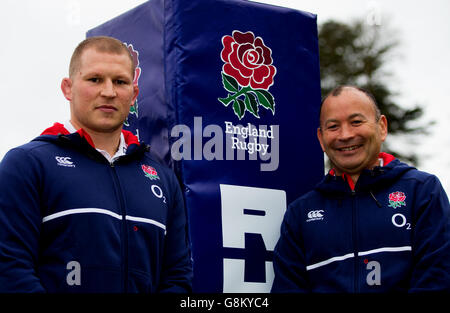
[69,36,135,78]
[319,85,381,128]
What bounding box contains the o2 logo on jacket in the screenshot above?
[141,164,166,204]
[220,184,286,292]
[218,31,276,120]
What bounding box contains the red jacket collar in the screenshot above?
[41,122,70,136]
[378,152,395,166]
[41,122,140,148]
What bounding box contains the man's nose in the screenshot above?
[338,124,355,141]
[101,80,117,97]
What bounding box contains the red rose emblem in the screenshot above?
[221,31,276,90]
[389,192,405,202]
[388,191,406,208]
[124,43,141,126]
[218,30,276,119]
[142,165,155,175]
[127,44,141,86]
[141,164,159,180]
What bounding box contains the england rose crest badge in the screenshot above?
[218,30,276,119]
[124,43,141,127]
[388,191,406,208]
[141,164,159,180]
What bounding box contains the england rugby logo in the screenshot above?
[124,43,141,126]
[141,164,159,180]
[388,191,406,209]
[218,31,276,119]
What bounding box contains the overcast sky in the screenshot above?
[1,0,448,193]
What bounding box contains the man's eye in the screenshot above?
[352,120,363,125]
[327,124,338,130]
[115,80,127,85]
[88,78,99,83]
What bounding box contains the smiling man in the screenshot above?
[271,85,450,293]
[317,86,388,186]
[0,36,192,293]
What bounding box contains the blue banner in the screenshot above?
[88,0,323,293]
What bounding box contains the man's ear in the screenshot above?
[131,84,139,107]
[379,115,388,142]
[317,127,326,152]
[61,78,73,101]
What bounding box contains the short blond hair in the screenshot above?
[69,36,135,78]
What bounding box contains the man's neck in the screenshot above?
[88,129,122,157]
[334,158,383,188]
[68,120,122,157]
[349,173,360,188]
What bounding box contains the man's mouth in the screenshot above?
[337,145,362,152]
[97,105,117,112]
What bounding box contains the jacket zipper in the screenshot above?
[342,173,360,292]
[109,162,129,292]
[351,189,358,293]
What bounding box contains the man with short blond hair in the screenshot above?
[69,36,136,78]
[0,36,192,293]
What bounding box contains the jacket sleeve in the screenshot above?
[271,203,309,293]
[409,175,450,292]
[157,171,193,293]
[0,148,46,292]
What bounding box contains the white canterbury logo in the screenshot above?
[56,156,75,167]
[306,210,324,222]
